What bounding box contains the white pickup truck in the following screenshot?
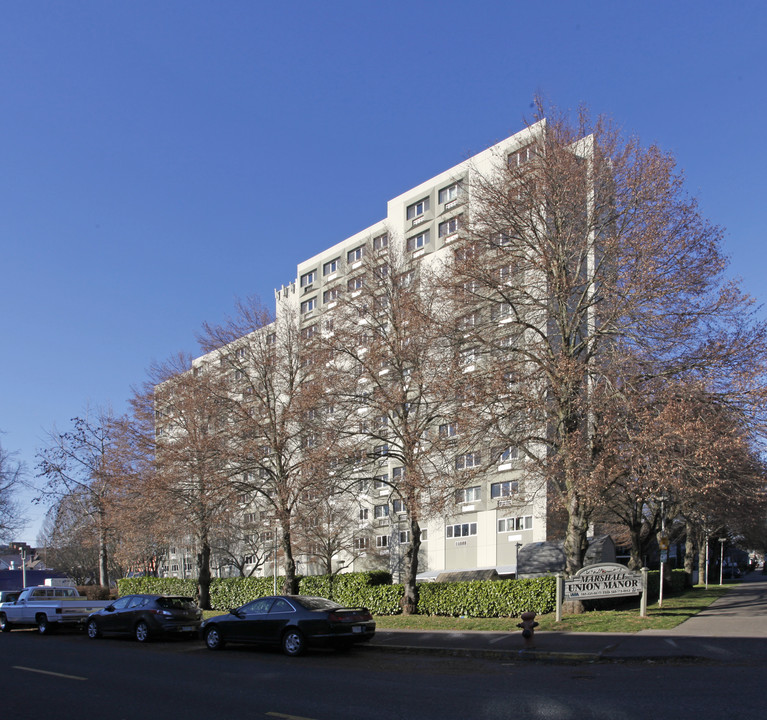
[0,581,111,634]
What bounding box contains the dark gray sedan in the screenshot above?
[86,594,202,642]
[200,595,376,656]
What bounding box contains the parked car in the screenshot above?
[200,595,376,656]
[0,590,21,604]
[0,582,110,634]
[86,594,202,642]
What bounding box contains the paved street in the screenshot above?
[1,575,766,720]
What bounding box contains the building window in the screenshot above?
[347,276,364,292]
[459,347,477,367]
[300,297,316,314]
[392,499,406,514]
[406,197,430,220]
[438,216,460,238]
[323,287,340,303]
[491,480,520,498]
[376,535,390,548]
[300,270,316,287]
[458,312,479,330]
[359,507,369,521]
[399,530,411,544]
[500,264,515,282]
[373,233,389,250]
[391,466,405,481]
[438,183,460,204]
[301,324,317,339]
[406,231,429,251]
[323,258,339,275]
[497,445,519,462]
[508,144,535,168]
[373,475,388,489]
[439,423,457,438]
[372,444,389,457]
[347,246,364,263]
[455,486,481,504]
[446,522,477,538]
[498,516,533,532]
[492,303,512,322]
[455,451,481,470]
[374,504,389,519]
[266,332,276,345]
[354,537,370,550]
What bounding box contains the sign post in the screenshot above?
[658,533,669,608]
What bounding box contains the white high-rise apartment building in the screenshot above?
[263,122,551,580]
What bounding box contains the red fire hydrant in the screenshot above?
[517,611,539,649]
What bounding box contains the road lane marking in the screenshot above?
[13,666,87,681]
[266,712,318,720]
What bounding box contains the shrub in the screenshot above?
[77,585,114,600]
[117,577,198,598]
[418,577,556,617]
[114,571,556,617]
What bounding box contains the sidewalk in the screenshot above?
[367,572,767,664]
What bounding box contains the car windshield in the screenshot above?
[295,597,341,611]
[156,597,197,611]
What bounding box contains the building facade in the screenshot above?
[163,122,566,581]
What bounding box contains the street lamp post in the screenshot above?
[719,537,727,586]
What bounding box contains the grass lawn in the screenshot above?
[372,583,736,633]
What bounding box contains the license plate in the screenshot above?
[352,625,363,633]
[180,626,194,632]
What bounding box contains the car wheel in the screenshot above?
[134,620,150,643]
[204,625,225,651]
[36,615,54,635]
[87,619,101,639]
[282,629,306,657]
[0,613,11,632]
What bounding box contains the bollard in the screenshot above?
[517,611,539,649]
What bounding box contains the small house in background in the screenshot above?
[517,535,616,578]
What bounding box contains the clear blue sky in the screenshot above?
[2,1,766,544]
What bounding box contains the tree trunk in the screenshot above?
[683,520,696,587]
[563,491,589,575]
[197,537,212,610]
[281,524,298,595]
[98,524,109,588]
[626,519,644,571]
[400,518,421,615]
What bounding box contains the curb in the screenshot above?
[363,642,714,665]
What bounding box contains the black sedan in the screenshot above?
[200,595,376,656]
[86,594,202,642]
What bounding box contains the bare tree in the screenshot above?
[457,101,767,574]
[36,495,125,583]
[323,242,483,613]
[292,490,367,576]
[198,297,342,595]
[132,353,238,608]
[36,409,129,586]
[0,438,26,542]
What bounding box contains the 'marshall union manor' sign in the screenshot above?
[564,563,645,600]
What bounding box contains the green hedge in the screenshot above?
[117,572,554,617]
[419,577,557,617]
